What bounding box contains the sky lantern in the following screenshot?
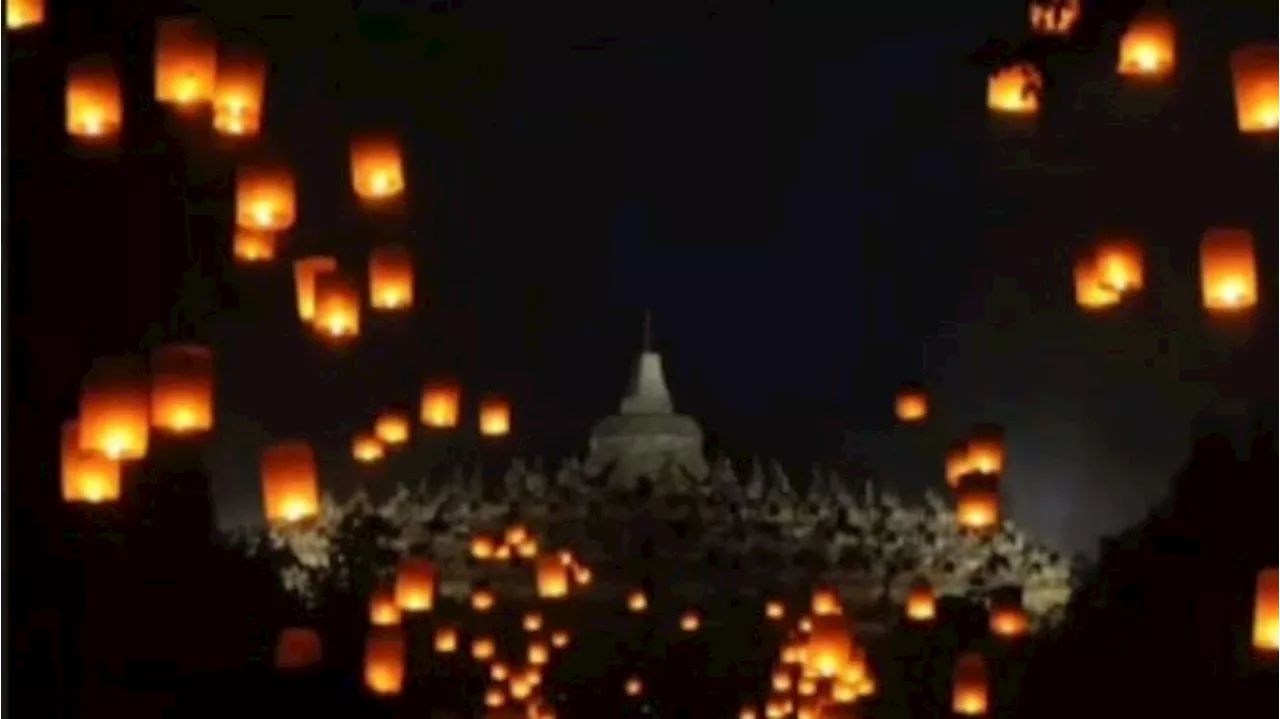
[292,256,337,322]
[989,589,1030,638]
[313,270,362,340]
[394,557,437,612]
[471,636,496,661]
[433,626,458,653]
[765,600,786,621]
[261,441,319,523]
[1253,568,1279,653]
[1073,256,1122,311]
[274,627,322,670]
[1230,45,1279,134]
[811,586,842,616]
[154,17,217,108]
[680,610,701,632]
[79,356,150,461]
[479,397,512,437]
[1093,237,1144,294]
[956,474,1001,534]
[471,534,497,560]
[149,344,214,436]
[364,629,406,696]
[60,421,122,504]
[528,641,550,666]
[471,586,496,612]
[1117,14,1176,80]
[905,578,936,622]
[627,589,648,613]
[624,676,643,697]
[771,669,792,693]
[66,56,123,141]
[1029,0,1080,36]
[232,229,276,264]
[213,47,267,138]
[535,555,570,598]
[523,612,544,632]
[894,385,928,423]
[420,381,461,429]
[952,652,989,716]
[986,63,1042,116]
[945,441,971,488]
[966,426,1005,475]
[374,409,411,446]
[806,615,852,678]
[6,0,43,30]
[350,134,407,203]
[551,630,570,649]
[1200,228,1258,313]
[368,244,415,311]
[369,590,402,627]
[236,165,296,232]
[352,433,385,463]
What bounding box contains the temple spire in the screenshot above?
[620,310,673,415]
[642,309,652,352]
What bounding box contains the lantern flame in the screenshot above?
[261,441,319,524]
[1118,15,1176,79]
[66,57,123,140]
[6,0,44,29]
[155,17,217,108]
[236,165,296,232]
[1231,45,1279,134]
[421,382,461,428]
[479,398,512,437]
[987,64,1042,115]
[61,421,122,504]
[1200,228,1258,313]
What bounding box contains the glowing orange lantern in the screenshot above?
[490,663,510,682]
[516,537,538,559]
[261,441,319,523]
[79,356,149,461]
[351,134,407,203]
[292,256,337,322]
[373,409,411,446]
[1230,45,1279,134]
[528,641,550,666]
[213,47,267,138]
[66,56,123,141]
[627,589,648,613]
[369,590,402,627]
[740,708,758,719]
[771,669,792,692]
[368,244,415,311]
[680,610,701,632]
[944,442,971,488]
[765,600,786,621]
[990,604,1029,638]
[394,558,436,612]
[149,344,214,435]
[1029,0,1080,35]
[471,534,497,560]
[236,165,296,232]
[233,229,276,264]
[352,433,384,463]
[952,652,989,716]
[1073,256,1122,311]
[1253,568,1279,652]
[1117,14,1176,79]
[806,615,852,678]
[484,687,506,708]
[966,426,1005,475]
[421,381,461,428]
[6,0,43,30]
[1094,237,1144,294]
[154,17,217,108]
[434,626,459,653]
[471,587,496,612]
[956,474,1000,534]
[274,627,322,670]
[551,630,570,649]
[313,270,361,340]
[811,587,842,616]
[798,616,813,633]
[894,385,928,423]
[1200,228,1258,313]
[494,545,512,561]
[523,612,543,632]
[624,676,643,697]
[905,578,936,622]
[987,63,1042,115]
[535,555,570,598]
[479,397,511,437]
[364,629,406,696]
[504,525,528,545]
[60,421,122,504]
[471,636,496,661]
[574,565,593,585]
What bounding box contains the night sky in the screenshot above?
[142,1,1278,556]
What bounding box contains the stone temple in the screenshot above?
[583,317,709,491]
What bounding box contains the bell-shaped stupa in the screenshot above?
[584,312,708,490]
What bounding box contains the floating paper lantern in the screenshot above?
[213,47,267,138]
[232,229,275,263]
[966,426,1005,475]
[369,590,402,627]
[811,587,842,616]
[155,17,217,108]
[352,433,384,463]
[806,615,852,678]
[394,558,436,612]
[1200,228,1258,313]
[523,612,543,632]
[945,441,971,488]
[421,381,461,428]
[6,0,43,30]
[624,676,643,697]
[516,537,539,559]
[772,669,793,692]
[1073,256,1122,311]
[551,630,570,649]
[364,629,406,696]
[990,604,1029,638]
[471,636,496,661]
[292,256,338,322]
[905,578,936,622]
[79,356,150,461]
[1094,237,1144,294]
[535,555,570,598]
[956,474,1000,534]
[471,587,496,612]
[149,344,214,435]
[680,610,701,632]
[952,652,989,716]
[1230,45,1279,134]
[471,534,497,560]
[1253,568,1279,652]
[987,64,1042,115]
[1029,0,1080,35]
[894,385,928,423]
[573,565,592,585]
[374,409,411,446]
[484,687,506,708]
[765,600,786,621]
[434,626,458,653]
[313,270,361,340]
[627,589,648,613]
[236,165,296,232]
[368,244,415,311]
[528,641,550,666]
[505,525,529,545]
[261,441,319,523]
[275,627,322,670]
[1118,14,1176,79]
[479,397,511,437]
[60,421,122,504]
[66,56,123,140]
[351,134,406,203]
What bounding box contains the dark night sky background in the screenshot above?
[21,1,1273,556]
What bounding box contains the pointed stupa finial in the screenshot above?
[642,308,652,352]
[620,309,673,415]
